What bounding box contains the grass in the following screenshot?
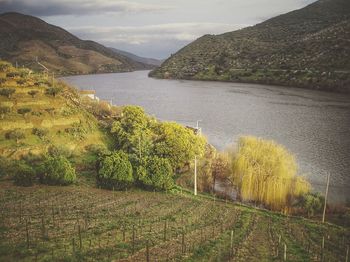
[0,180,348,261]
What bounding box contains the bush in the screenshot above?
[13,162,36,187]
[0,106,10,119]
[85,144,109,156]
[297,192,324,217]
[32,128,48,139]
[28,90,39,98]
[136,156,174,191]
[47,145,72,158]
[17,108,32,116]
[46,87,62,97]
[5,129,25,143]
[0,88,15,98]
[40,156,76,185]
[97,151,134,190]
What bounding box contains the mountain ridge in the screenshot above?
[150,0,350,92]
[0,12,154,75]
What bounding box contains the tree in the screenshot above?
[136,156,174,191]
[0,88,15,98]
[153,122,206,171]
[17,108,32,116]
[0,106,10,119]
[28,90,39,98]
[231,136,310,211]
[40,156,76,185]
[97,151,134,190]
[5,129,25,144]
[46,87,62,97]
[111,105,151,154]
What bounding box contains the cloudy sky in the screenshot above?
[0,0,316,59]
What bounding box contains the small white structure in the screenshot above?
[80,90,100,101]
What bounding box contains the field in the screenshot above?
[0,181,348,261]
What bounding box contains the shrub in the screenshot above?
[32,128,48,139]
[40,156,76,185]
[47,145,72,158]
[45,87,62,97]
[297,192,324,217]
[17,108,32,116]
[13,162,36,187]
[0,106,10,119]
[28,90,39,98]
[0,88,15,98]
[136,156,174,191]
[97,151,134,190]
[231,136,310,211]
[5,129,25,144]
[85,144,109,156]
[6,72,19,78]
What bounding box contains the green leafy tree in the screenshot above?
[0,88,15,98]
[97,151,134,190]
[111,106,151,154]
[5,129,25,144]
[28,90,39,98]
[40,156,76,185]
[153,122,206,171]
[136,156,174,190]
[0,106,10,119]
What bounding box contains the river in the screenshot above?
[62,71,350,203]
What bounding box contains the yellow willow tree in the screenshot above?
[231,136,310,211]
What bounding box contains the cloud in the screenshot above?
[0,0,170,16]
[69,22,246,45]
[67,23,246,58]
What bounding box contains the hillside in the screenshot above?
[0,60,112,162]
[0,181,349,261]
[110,48,164,66]
[150,0,350,92]
[0,12,153,75]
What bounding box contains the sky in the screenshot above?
[0,0,317,59]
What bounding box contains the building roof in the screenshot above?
[80,90,96,95]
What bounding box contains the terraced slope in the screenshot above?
[151,0,350,92]
[0,61,110,160]
[0,181,348,261]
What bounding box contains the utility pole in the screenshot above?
[138,136,142,159]
[52,72,55,87]
[196,120,202,136]
[322,173,330,223]
[194,156,197,196]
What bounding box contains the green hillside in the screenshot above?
[150,0,350,92]
[0,12,153,75]
[0,60,111,162]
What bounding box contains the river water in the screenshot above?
[62,71,350,203]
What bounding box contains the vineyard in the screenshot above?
[0,181,348,261]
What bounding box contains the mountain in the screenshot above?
[0,12,153,75]
[150,0,350,92]
[110,48,164,66]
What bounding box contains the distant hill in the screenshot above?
[151,0,350,92]
[0,12,154,75]
[110,48,163,66]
